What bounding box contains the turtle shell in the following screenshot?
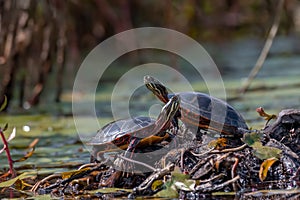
[89,116,155,146]
[177,92,248,135]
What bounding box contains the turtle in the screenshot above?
[88,95,180,161]
[144,75,248,137]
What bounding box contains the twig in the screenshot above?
[31,174,62,192]
[133,163,175,194]
[243,188,300,197]
[118,154,156,171]
[231,157,239,191]
[196,175,240,192]
[180,148,185,170]
[0,128,16,177]
[190,147,215,157]
[209,143,247,154]
[32,162,109,194]
[189,155,216,176]
[199,173,226,184]
[239,0,285,95]
[77,162,99,170]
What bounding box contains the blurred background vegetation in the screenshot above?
[1,0,300,186]
[0,0,299,112]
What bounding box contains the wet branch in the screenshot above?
[0,128,16,177]
[239,0,285,95]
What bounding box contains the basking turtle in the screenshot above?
[144,75,248,137]
[88,95,180,161]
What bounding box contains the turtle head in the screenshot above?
[144,75,169,103]
[161,95,180,123]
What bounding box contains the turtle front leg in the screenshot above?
[173,111,181,129]
[172,118,179,130]
[168,111,179,137]
[124,137,141,158]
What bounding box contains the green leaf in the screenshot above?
[171,167,190,182]
[0,95,7,112]
[0,172,37,188]
[155,167,194,198]
[154,183,178,198]
[88,187,132,194]
[242,131,281,160]
[242,131,263,146]
[253,145,282,160]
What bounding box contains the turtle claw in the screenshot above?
[124,137,141,158]
[172,117,179,129]
[114,155,135,173]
